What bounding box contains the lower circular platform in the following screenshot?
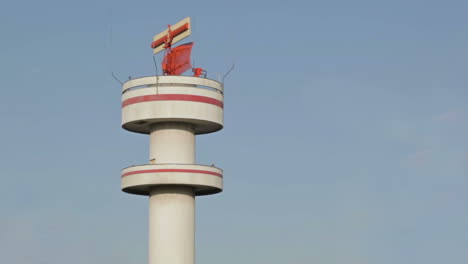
[122,117,222,135]
[121,164,223,196]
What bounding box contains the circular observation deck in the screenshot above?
[121,164,223,196]
[122,76,224,135]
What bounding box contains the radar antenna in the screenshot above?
[150,17,206,77]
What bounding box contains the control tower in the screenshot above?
[120,18,224,264]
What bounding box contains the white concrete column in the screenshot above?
[148,122,196,264]
[149,122,195,164]
[149,186,195,264]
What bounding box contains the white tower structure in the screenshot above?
[120,18,224,264]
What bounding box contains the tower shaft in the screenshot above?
[149,186,195,264]
[149,122,195,264]
[149,122,195,164]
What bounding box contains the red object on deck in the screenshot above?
[162,42,194,75]
[192,67,206,77]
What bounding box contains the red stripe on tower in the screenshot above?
[122,94,223,108]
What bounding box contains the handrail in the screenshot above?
[122,163,223,171]
[122,75,223,93]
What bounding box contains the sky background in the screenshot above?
[1,0,467,263]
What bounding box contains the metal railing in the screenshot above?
[122,75,224,94]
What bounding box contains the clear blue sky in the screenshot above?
[1,0,467,263]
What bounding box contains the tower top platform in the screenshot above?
[121,75,224,135]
